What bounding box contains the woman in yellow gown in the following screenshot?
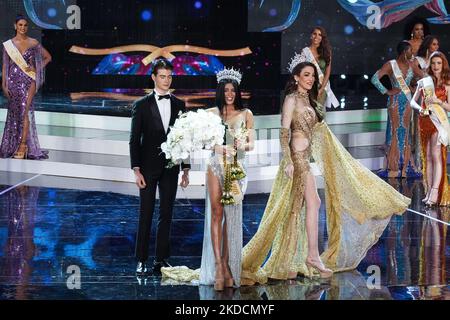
[240,59,411,285]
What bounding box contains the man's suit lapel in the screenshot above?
[148,93,165,134]
[168,95,179,129]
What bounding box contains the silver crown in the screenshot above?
[429,50,442,60]
[216,67,243,84]
[287,52,304,74]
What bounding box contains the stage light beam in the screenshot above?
[141,10,153,21]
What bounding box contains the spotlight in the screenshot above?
[47,8,57,17]
[340,74,346,79]
[344,25,354,35]
[363,74,369,80]
[194,1,202,9]
[363,97,368,102]
[141,10,153,21]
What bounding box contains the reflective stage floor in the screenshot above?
[0,172,448,300]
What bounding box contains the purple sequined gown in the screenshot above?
[0,41,48,159]
[1,186,39,299]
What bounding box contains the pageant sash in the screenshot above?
[3,40,36,80]
[419,76,450,146]
[415,56,428,70]
[390,59,411,101]
[302,47,339,108]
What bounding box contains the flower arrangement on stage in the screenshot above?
[161,109,225,168]
[220,121,248,206]
[229,122,248,181]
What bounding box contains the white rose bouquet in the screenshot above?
[161,109,225,168]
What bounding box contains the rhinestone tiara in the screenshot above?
[216,67,243,84]
[429,50,442,60]
[287,52,304,74]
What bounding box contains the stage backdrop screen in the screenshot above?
[248,0,450,74]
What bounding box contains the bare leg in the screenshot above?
[304,173,321,261]
[401,105,412,177]
[427,132,442,204]
[14,82,35,158]
[304,172,332,277]
[423,139,433,202]
[207,167,225,290]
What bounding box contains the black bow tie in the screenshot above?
[158,94,170,100]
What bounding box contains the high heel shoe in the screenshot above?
[422,192,430,203]
[214,262,225,291]
[13,143,28,159]
[214,278,225,291]
[305,258,333,279]
[223,264,234,288]
[425,188,439,206]
[224,277,234,288]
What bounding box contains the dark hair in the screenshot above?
[403,17,430,40]
[215,79,244,117]
[397,40,411,56]
[15,14,27,24]
[428,51,450,86]
[310,26,331,66]
[417,35,439,58]
[284,61,323,122]
[151,58,174,76]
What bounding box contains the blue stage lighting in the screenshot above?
[47,8,57,18]
[344,25,354,35]
[141,10,153,21]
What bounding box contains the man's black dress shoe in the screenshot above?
[136,261,148,275]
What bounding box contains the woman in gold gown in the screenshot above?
[241,59,411,285]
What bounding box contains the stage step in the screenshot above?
[0,145,385,187]
[0,111,403,192]
[0,119,386,156]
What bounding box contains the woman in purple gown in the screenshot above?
[1,15,52,159]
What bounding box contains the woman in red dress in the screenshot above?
[411,52,450,206]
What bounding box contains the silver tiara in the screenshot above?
[429,50,442,60]
[216,67,242,84]
[287,52,304,73]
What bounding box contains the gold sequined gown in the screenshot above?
[241,93,411,284]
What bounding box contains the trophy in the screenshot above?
[419,76,435,116]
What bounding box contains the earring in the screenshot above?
[295,81,298,85]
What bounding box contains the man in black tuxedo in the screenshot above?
[129,59,190,275]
